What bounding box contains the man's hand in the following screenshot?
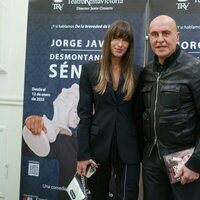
[25,115,46,135]
[174,165,200,185]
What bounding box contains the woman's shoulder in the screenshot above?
[81,61,99,79]
[83,61,99,70]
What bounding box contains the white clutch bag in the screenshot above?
[66,173,87,200]
[67,165,96,200]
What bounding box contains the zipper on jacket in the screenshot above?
[152,73,162,159]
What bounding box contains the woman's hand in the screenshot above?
[77,159,97,176]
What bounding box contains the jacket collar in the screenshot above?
[154,45,181,73]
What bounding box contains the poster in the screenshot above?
[20,1,147,199]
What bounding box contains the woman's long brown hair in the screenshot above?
[94,20,135,101]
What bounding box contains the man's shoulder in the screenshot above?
[143,60,154,71]
[179,50,200,66]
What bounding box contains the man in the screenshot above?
[141,15,200,200]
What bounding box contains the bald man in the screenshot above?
[141,15,200,200]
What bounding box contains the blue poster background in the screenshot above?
[20,1,147,200]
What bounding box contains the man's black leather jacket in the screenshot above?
[141,46,200,173]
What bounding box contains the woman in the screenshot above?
[77,20,141,200]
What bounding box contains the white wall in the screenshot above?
[0,0,28,199]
